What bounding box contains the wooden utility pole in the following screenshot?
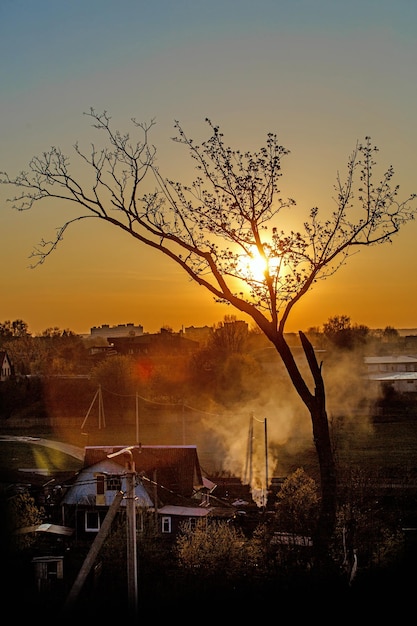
[64,490,123,611]
[125,454,138,615]
[135,391,140,443]
[264,417,268,506]
[81,384,106,430]
[244,413,254,486]
[107,447,138,615]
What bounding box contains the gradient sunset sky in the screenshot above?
[1,0,417,336]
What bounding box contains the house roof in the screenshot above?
[61,459,154,507]
[368,372,417,382]
[82,445,204,499]
[59,445,239,523]
[108,332,199,355]
[157,504,238,519]
[0,350,12,367]
[364,355,417,364]
[157,505,211,517]
[16,523,74,537]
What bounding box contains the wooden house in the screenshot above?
[0,350,13,381]
[59,444,237,541]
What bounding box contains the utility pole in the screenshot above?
[81,384,106,430]
[64,491,123,612]
[264,417,268,508]
[125,453,137,615]
[182,400,186,445]
[107,447,138,615]
[135,391,139,444]
[244,413,254,486]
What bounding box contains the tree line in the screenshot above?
[0,314,408,426]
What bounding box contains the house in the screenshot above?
[0,350,13,381]
[59,444,238,541]
[364,355,417,393]
[60,455,154,540]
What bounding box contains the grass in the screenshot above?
[333,417,417,475]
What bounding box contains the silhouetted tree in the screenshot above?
[209,315,249,354]
[188,315,261,405]
[176,519,261,587]
[382,325,400,341]
[265,468,319,578]
[0,319,30,346]
[273,468,319,537]
[2,110,416,568]
[6,492,44,552]
[90,354,139,423]
[323,315,370,350]
[5,328,87,376]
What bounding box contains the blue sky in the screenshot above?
[1,0,417,335]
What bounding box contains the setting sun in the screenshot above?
[238,250,268,282]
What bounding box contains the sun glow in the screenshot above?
[238,249,269,282]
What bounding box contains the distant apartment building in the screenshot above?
[183,325,212,345]
[108,329,199,357]
[90,323,144,339]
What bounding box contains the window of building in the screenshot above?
[32,556,64,582]
[107,474,122,491]
[136,510,144,532]
[162,516,171,533]
[46,559,59,579]
[96,474,105,495]
[85,510,100,532]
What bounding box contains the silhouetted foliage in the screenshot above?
[0,319,30,345]
[323,315,370,350]
[6,491,44,552]
[273,467,319,536]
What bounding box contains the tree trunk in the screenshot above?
[299,331,337,562]
[274,330,337,569]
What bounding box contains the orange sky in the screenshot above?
[1,1,417,337]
